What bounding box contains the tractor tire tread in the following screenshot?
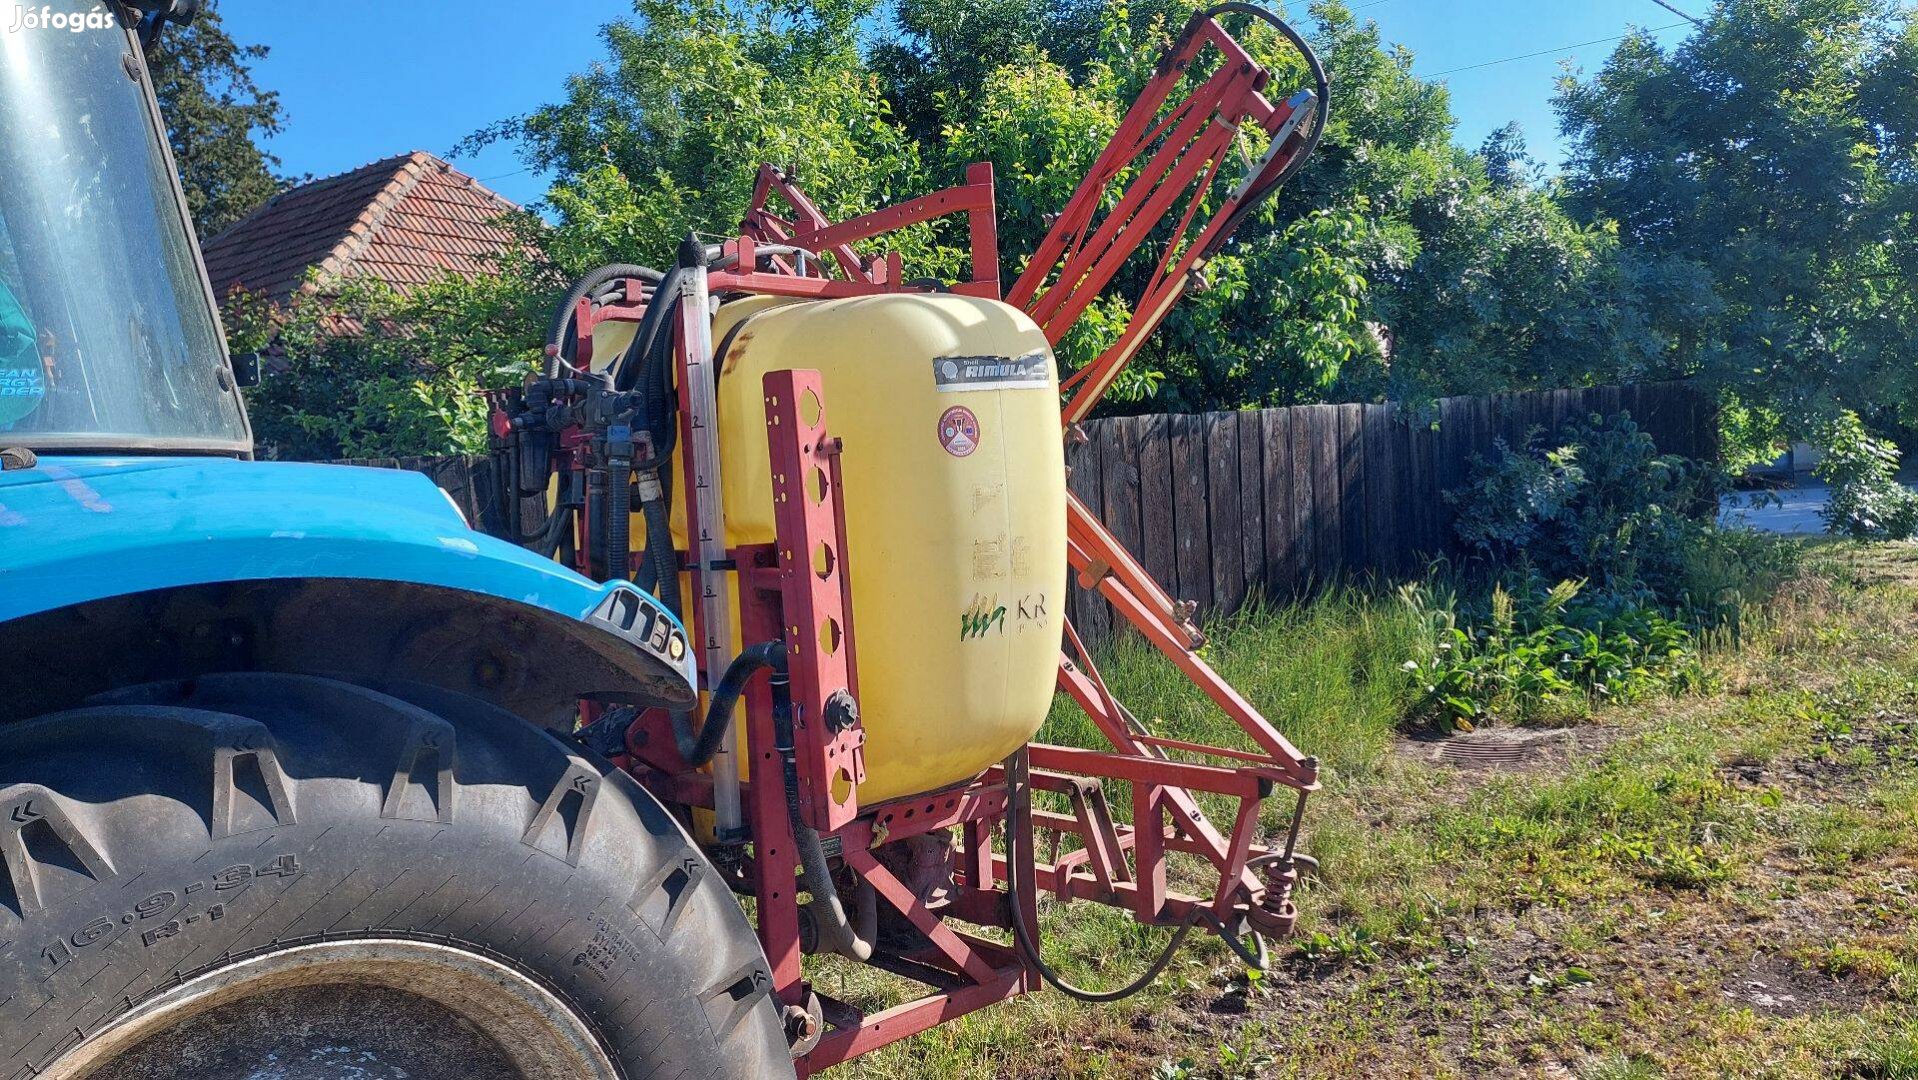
[0,672,789,1079]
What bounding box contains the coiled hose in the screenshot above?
[1197,3,1331,253]
[545,264,662,377]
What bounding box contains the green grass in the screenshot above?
[1039,589,1429,782]
[835,542,1918,1078]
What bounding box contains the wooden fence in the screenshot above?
[1057,380,1714,648]
[333,380,1715,648]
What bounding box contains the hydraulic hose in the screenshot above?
[1000,750,1265,1001]
[687,642,869,960]
[640,484,680,616]
[640,312,680,462]
[1198,3,1331,252]
[606,455,632,582]
[672,641,781,768]
[528,486,580,559]
[612,266,684,394]
[770,665,873,963]
[546,263,662,377]
[1002,815,1200,1001]
[605,267,684,485]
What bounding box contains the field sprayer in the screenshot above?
[0,1,1326,1076]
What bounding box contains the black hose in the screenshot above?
[597,268,684,484]
[583,468,608,579]
[539,504,574,559]
[522,488,577,557]
[641,489,680,616]
[612,266,684,393]
[766,659,872,963]
[672,641,782,768]
[1001,750,1224,1002]
[678,642,869,959]
[1197,3,1331,252]
[1004,848,1199,1001]
[606,457,632,582]
[640,303,682,462]
[546,263,663,377]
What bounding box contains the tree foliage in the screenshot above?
[221,0,1916,458]
[146,2,288,238]
[461,0,946,276]
[460,0,1663,414]
[1556,0,1918,446]
[888,2,1674,409]
[227,263,550,460]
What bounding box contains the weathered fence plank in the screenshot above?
[1206,412,1246,613]
[1098,418,1144,569]
[1259,408,1295,599]
[1338,404,1365,583]
[1403,409,1435,563]
[1171,413,1214,612]
[1237,411,1266,605]
[1308,406,1342,586]
[1065,433,1108,645]
[1287,404,1316,589]
[1362,403,1398,576]
[1136,414,1178,595]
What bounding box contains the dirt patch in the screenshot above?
[1724,708,1918,795]
[1721,949,1868,1018]
[1394,724,1626,777]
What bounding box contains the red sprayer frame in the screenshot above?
[513,5,1328,1070]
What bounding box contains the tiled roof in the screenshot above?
[200,151,524,304]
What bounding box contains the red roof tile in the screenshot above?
[200,151,525,304]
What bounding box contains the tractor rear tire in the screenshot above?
[0,672,791,1079]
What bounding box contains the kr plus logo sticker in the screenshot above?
[938,405,980,458]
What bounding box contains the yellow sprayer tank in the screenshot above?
[695,292,1068,806]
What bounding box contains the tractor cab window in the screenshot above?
[0,4,249,452]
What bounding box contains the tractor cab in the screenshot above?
[0,2,250,455]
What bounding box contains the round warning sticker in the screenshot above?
[938,405,980,458]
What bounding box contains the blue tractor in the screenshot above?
[0,5,789,1076]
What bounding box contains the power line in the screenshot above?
[1647,0,1707,26]
[1425,20,1690,78]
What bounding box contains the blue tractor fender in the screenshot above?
[0,457,696,726]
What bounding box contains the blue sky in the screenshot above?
[220,0,1705,209]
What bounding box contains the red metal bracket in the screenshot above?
[739,162,1002,299]
[763,369,866,832]
[1009,10,1322,424]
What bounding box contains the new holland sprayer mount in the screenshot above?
[488,3,1332,1071]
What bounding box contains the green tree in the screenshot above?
[902,1,1668,409]
[145,1,289,238]
[1556,0,1918,447]
[462,0,948,276]
[227,263,551,461]
[369,0,1696,465]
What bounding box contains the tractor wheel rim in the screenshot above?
[47,938,619,1080]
